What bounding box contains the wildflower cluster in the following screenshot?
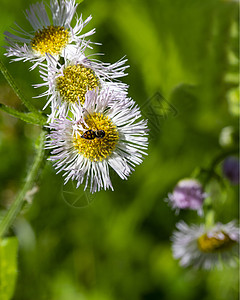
[165,16,239,270]
[4,0,148,193]
[166,166,239,269]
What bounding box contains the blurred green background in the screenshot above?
[0,0,239,299]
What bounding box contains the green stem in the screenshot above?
[0,103,46,126]
[205,209,215,228]
[210,148,238,170]
[0,59,39,114]
[0,131,46,238]
[197,148,239,187]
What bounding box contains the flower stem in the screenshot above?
[0,59,39,114]
[205,209,215,228]
[196,148,239,187]
[0,103,46,126]
[210,148,239,170]
[0,131,46,238]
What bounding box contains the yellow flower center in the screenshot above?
[73,112,119,162]
[31,25,70,56]
[56,64,100,105]
[198,231,236,253]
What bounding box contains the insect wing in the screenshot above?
[81,130,96,140]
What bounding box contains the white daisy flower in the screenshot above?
[4,0,95,69]
[172,221,239,269]
[45,89,148,193]
[36,47,129,119]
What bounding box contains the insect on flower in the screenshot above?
[81,129,105,140]
[79,108,106,140]
[45,89,148,193]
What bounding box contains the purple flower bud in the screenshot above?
[222,156,239,185]
[167,179,206,215]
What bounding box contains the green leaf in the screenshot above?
[0,237,18,300]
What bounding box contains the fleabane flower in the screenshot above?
[36,47,129,119]
[172,221,239,269]
[45,89,148,193]
[167,179,207,215]
[4,0,95,69]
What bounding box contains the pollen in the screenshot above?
[198,231,236,253]
[31,25,70,56]
[56,64,100,105]
[73,113,119,161]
